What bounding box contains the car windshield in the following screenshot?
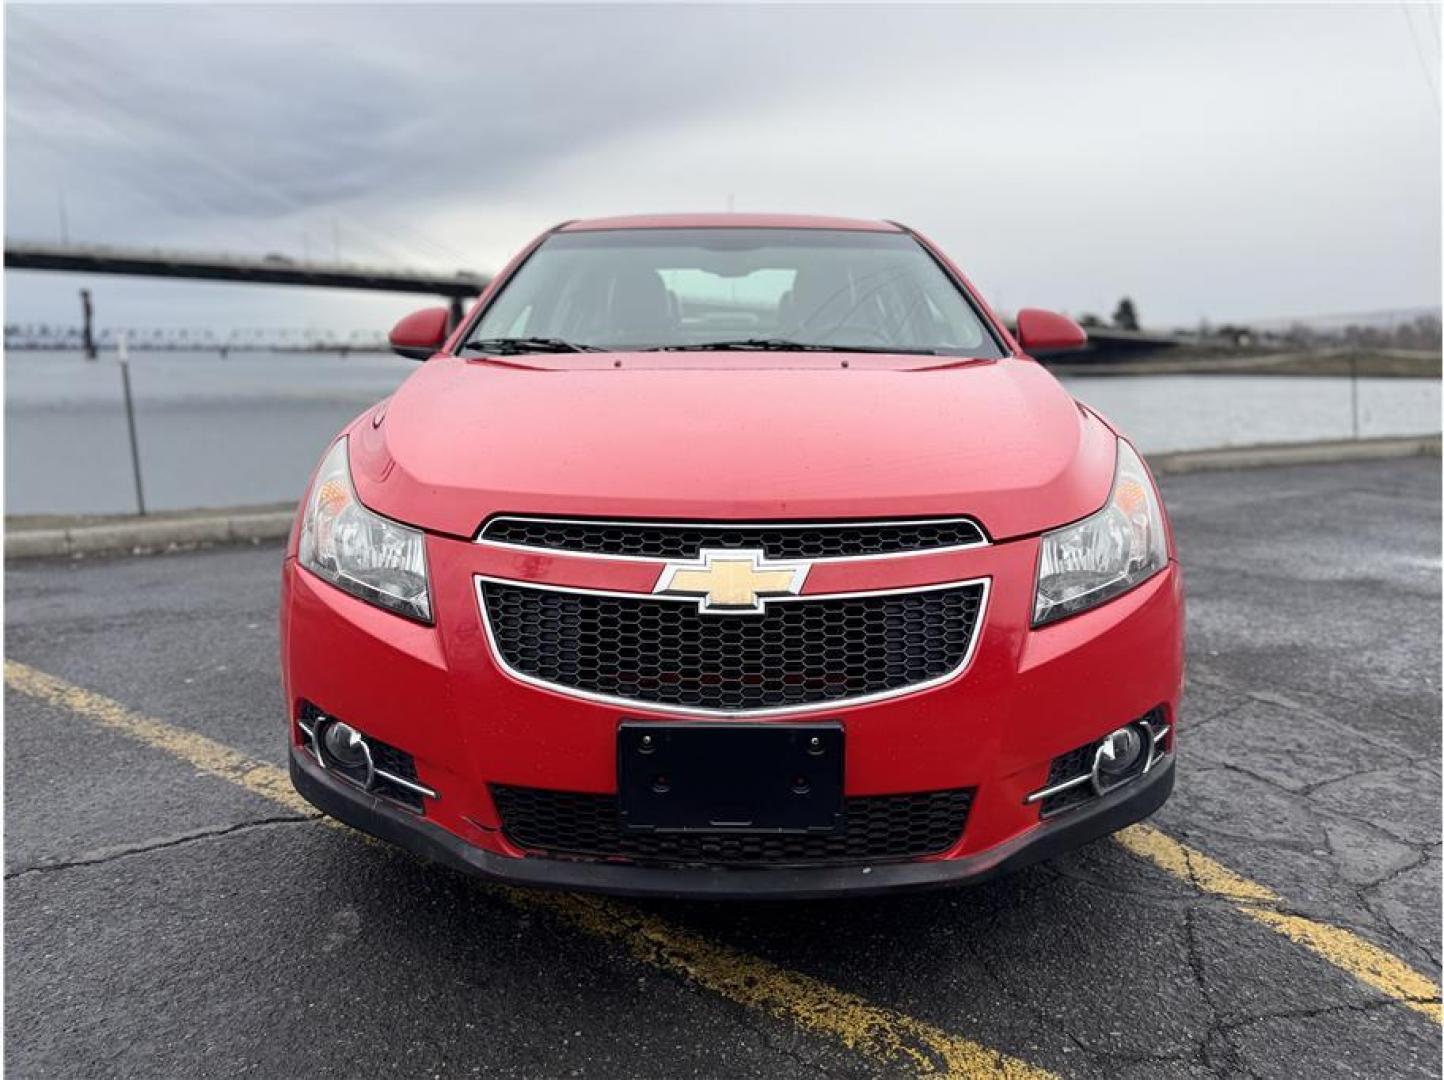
[463,228,1005,357]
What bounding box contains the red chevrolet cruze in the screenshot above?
[282,214,1183,897]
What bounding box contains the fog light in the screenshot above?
[320,720,370,770]
[1095,725,1144,777]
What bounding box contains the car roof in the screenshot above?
[558,213,902,233]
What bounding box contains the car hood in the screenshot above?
[347,353,1116,542]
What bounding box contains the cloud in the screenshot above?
[5,3,1439,330]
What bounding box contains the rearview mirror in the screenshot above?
[389,307,451,361]
[1015,308,1088,355]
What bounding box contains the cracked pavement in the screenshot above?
[5,457,1440,1078]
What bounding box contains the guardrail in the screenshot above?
[5,327,390,352]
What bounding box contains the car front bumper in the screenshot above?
[291,743,1174,899]
[281,526,1184,898]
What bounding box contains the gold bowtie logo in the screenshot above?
[654,549,810,614]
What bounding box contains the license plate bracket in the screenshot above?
[618,722,844,833]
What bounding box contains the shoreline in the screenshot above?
[1043,348,1440,378]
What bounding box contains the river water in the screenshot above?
[5,350,1440,515]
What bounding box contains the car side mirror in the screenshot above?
[1015,308,1088,355]
[389,307,451,361]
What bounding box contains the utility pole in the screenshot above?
[1350,353,1360,440]
[117,333,147,516]
[79,288,97,360]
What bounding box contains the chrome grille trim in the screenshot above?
[475,514,989,563]
[474,575,990,718]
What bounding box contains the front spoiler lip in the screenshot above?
[289,747,1175,900]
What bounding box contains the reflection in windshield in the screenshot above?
[465,228,1004,357]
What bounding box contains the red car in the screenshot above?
[282,214,1183,897]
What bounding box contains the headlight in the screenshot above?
[298,438,432,623]
[1033,439,1167,626]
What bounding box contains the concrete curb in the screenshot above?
[6,510,294,560]
[5,435,1439,560]
[1148,434,1440,475]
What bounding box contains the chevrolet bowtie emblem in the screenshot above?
[654,549,810,614]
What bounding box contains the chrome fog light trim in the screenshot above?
[322,720,371,770]
[314,717,375,789]
[1024,771,1092,805]
[372,768,439,800]
[1094,724,1144,777]
[1025,713,1172,807]
[299,713,440,802]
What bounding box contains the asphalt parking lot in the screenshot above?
[6,457,1441,1079]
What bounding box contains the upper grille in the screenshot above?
[491,784,974,867]
[478,516,986,560]
[480,580,985,714]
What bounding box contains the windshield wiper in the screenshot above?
[462,337,606,355]
[648,338,937,355]
[650,338,826,352]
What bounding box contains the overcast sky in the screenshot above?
[5,3,1441,334]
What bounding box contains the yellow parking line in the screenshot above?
[4,660,312,816]
[1117,824,1442,1022]
[12,657,1437,1042]
[527,890,1045,1077]
[4,659,1053,1079]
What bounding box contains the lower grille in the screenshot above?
[490,784,974,867]
[480,580,985,714]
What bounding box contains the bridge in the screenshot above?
[4,240,490,322]
[4,238,1193,361]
